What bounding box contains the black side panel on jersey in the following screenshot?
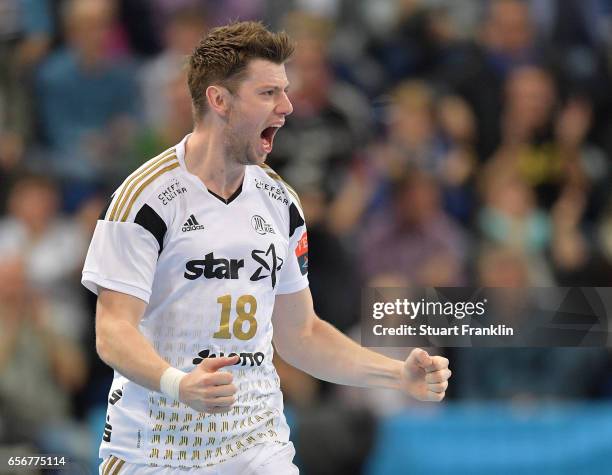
[134,204,167,253]
[289,202,304,238]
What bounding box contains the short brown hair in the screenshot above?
[187,21,295,121]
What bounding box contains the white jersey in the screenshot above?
[82,134,309,468]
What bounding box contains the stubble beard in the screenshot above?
[224,107,261,166]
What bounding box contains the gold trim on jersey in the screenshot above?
[258,164,301,206]
[112,459,125,474]
[108,148,177,221]
[119,161,180,222]
[102,456,117,475]
[102,455,126,475]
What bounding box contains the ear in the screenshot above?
[205,85,232,117]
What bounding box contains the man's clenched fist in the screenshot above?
[400,348,451,402]
[179,355,239,413]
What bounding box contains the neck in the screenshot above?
[184,123,246,199]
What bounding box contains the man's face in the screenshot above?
[223,59,293,165]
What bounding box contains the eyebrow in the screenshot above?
[259,84,291,92]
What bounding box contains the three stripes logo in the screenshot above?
[182,214,204,232]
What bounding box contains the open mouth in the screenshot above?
[260,126,280,154]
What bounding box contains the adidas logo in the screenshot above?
[182,214,204,232]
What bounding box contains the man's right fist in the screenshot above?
[179,355,239,413]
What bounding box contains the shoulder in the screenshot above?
[253,164,305,238]
[253,164,302,210]
[100,146,181,223]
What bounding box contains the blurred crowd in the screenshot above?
[1,0,611,472]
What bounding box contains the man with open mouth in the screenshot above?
[82,20,451,475]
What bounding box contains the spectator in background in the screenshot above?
[364,0,465,92]
[359,169,466,287]
[329,80,476,235]
[594,198,612,289]
[268,11,371,199]
[477,166,554,284]
[0,0,54,207]
[486,66,605,207]
[0,175,90,343]
[139,6,207,129]
[152,0,266,30]
[445,0,545,159]
[0,256,87,447]
[451,245,609,401]
[130,69,193,168]
[34,0,138,194]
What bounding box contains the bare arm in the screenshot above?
[272,287,451,401]
[95,288,169,391]
[95,288,238,412]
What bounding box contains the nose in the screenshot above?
[276,91,293,117]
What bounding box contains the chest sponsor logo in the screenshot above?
[184,244,283,287]
[184,253,244,280]
[251,215,275,235]
[250,244,283,289]
[295,232,308,275]
[254,178,289,205]
[192,349,265,367]
[158,178,187,205]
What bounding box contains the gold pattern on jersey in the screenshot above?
[108,148,176,221]
[145,362,283,466]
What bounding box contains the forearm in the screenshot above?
[96,317,170,393]
[277,317,403,390]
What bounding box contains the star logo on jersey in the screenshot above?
[250,243,283,288]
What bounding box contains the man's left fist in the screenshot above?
[400,348,451,402]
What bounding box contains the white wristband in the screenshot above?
[160,367,187,401]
